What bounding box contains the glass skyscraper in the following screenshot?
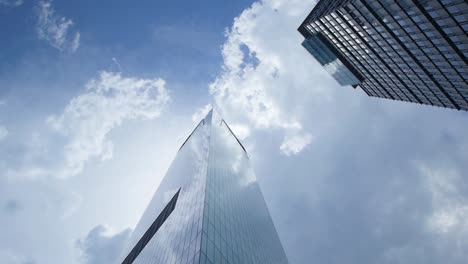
[119,110,289,264]
[298,0,468,111]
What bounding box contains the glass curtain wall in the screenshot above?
[119,110,289,264]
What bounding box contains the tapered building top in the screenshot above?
[299,0,468,111]
[119,109,289,264]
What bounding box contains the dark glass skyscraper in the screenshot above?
[298,0,468,111]
[119,110,289,264]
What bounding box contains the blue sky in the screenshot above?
[1,0,468,264]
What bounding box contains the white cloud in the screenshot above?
[45,71,170,178]
[76,225,131,264]
[209,0,327,155]
[280,132,313,156]
[0,0,23,7]
[418,163,468,235]
[5,71,170,179]
[229,123,250,140]
[208,3,468,262]
[0,126,8,141]
[36,0,80,52]
[191,104,212,123]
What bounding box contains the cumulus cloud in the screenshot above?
[46,71,169,178]
[36,0,80,52]
[208,0,325,155]
[0,0,23,7]
[229,123,251,140]
[76,225,131,264]
[5,71,170,179]
[0,126,8,141]
[280,132,313,156]
[211,1,468,263]
[191,104,212,123]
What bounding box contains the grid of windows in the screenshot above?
[120,113,211,264]
[199,111,289,264]
[302,33,363,86]
[123,189,180,264]
[119,110,289,264]
[299,0,468,111]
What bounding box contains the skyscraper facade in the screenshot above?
[119,110,289,264]
[298,0,468,111]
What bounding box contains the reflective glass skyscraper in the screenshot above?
[298,0,468,111]
[119,110,289,264]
